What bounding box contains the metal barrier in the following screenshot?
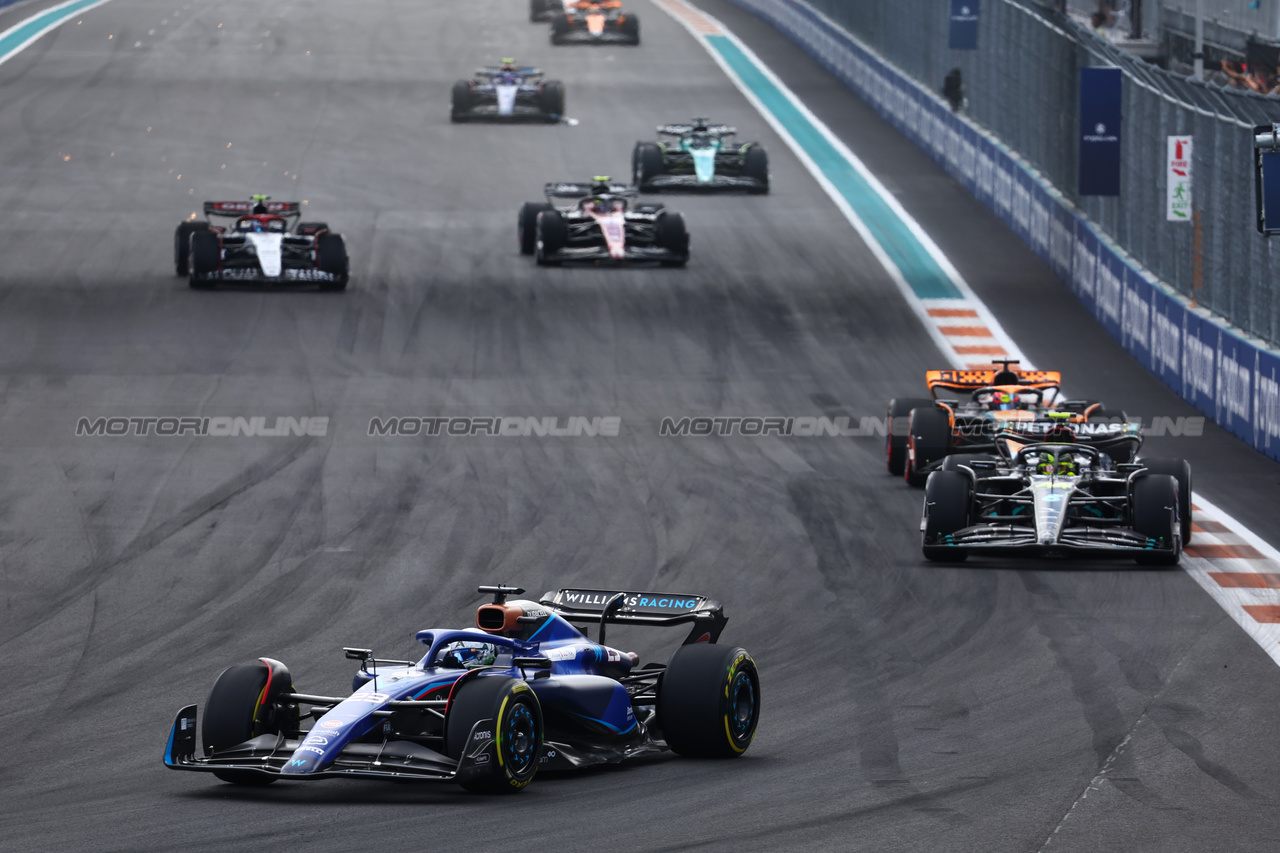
[804,0,1280,349]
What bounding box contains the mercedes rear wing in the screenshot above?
[539,588,727,645]
[544,182,636,200]
[203,200,303,218]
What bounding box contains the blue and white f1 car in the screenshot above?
[451,62,565,123]
[164,585,760,793]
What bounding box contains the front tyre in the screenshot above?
[535,209,566,265]
[922,470,972,562]
[538,80,565,119]
[1138,457,1192,544]
[741,143,769,194]
[450,80,473,122]
[202,659,297,785]
[659,644,760,758]
[174,221,209,276]
[1132,474,1181,566]
[188,229,220,290]
[633,141,665,188]
[619,12,640,43]
[316,233,349,291]
[656,211,689,266]
[445,676,542,793]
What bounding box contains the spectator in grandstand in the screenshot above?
[1090,0,1117,29]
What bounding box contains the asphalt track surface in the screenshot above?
[0,0,1278,851]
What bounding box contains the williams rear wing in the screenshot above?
[539,588,727,645]
[544,182,636,200]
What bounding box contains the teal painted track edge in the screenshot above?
[705,34,962,300]
[0,0,112,65]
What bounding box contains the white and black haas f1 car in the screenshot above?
[530,0,568,22]
[921,429,1192,565]
[517,179,689,266]
[451,60,565,123]
[164,585,760,793]
[551,0,639,45]
[634,119,769,193]
[174,196,349,291]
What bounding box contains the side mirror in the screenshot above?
[343,647,373,661]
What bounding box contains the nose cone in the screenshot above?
[1033,476,1078,546]
[691,148,717,183]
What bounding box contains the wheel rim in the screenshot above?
[727,669,757,745]
[503,702,537,775]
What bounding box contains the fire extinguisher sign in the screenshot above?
[1167,136,1193,222]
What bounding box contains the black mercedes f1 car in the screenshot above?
[921,437,1191,565]
[164,585,760,793]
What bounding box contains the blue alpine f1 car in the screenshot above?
[164,585,760,793]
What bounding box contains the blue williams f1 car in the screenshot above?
[164,585,760,793]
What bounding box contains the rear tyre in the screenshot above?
[445,676,542,793]
[450,80,473,122]
[538,80,565,119]
[1131,474,1181,566]
[922,470,972,562]
[530,0,550,21]
[1138,458,1193,544]
[619,12,640,43]
[519,202,552,255]
[535,210,566,265]
[188,229,220,290]
[203,660,296,785]
[659,644,759,758]
[886,397,931,475]
[633,141,666,188]
[905,406,951,486]
[316,233,349,291]
[656,211,689,267]
[174,221,210,276]
[741,144,769,194]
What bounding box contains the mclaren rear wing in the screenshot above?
[544,182,636,200]
[539,588,727,645]
[925,367,1062,397]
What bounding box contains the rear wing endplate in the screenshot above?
[539,588,727,645]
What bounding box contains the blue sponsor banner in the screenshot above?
[1078,67,1122,196]
[1260,151,1280,233]
[948,0,980,50]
